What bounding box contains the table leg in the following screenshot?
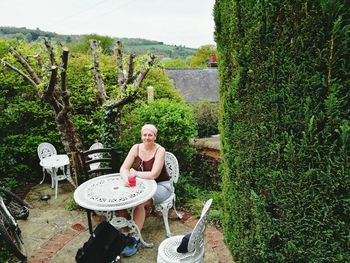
[40,168,46,184]
[52,168,59,199]
[50,172,54,188]
[109,210,154,248]
[87,210,93,235]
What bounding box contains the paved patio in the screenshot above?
[17,182,233,263]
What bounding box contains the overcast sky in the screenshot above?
[0,0,216,48]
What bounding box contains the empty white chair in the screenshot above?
[88,142,104,170]
[154,151,182,237]
[37,142,62,187]
[157,199,213,263]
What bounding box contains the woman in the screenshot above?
[120,124,171,256]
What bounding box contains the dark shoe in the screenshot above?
[121,237,141,257]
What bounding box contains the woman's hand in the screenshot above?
[120,171,130,187]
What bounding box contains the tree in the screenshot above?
[188,44,216,68]
[160,58,189,68]
[69,34,115,55]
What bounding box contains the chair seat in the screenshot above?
[156,193,175,209]
[157,235,204,263]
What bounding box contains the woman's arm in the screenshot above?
[120,144,138,182]
[136,146,165,180]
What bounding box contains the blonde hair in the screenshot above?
[141,124,158,136]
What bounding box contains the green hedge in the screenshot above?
[215,1,349,262]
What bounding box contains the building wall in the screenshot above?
[165,68,218,103]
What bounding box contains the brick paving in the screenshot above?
[27,224,86,263]
[27,212,233,263]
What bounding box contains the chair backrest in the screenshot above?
[88,142,104,169]
[37,142,57,160]
[187,199,213,253]
[164,152,180,191]
[80,148,118,183]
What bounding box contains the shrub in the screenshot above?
[191,100,219,137]
[160,58,189,68]
[118,98,197,171]
[190,153,221,191]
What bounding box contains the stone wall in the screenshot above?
[191,135,220,160]
[191,136,221,191]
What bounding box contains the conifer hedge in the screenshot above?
[214,1,349,262]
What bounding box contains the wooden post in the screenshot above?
[147,86,154,103]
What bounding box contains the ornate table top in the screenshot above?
[74,173,157,211]
[39,154,69,169]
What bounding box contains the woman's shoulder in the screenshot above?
[130,144,140,155]
[155,144,166,154]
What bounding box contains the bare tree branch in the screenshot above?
[47,66,58,95]
[59,47,73,121]
[115,41,125,86]
[43,66,64,113]
[119,54,136,90]
[61,47,69,91]
[44,39,57,66]
[26,53,45,69]
[9,47,41,84]
[1,58,40,91]
[33,53,47,69]
[134,54,156,90]
[89,39,108,105]
[126,53,135,83]
[110,53,156,109]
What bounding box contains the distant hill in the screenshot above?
[0,26,196,59]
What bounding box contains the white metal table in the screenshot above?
[39,154,75,199]
[74,173,157,247]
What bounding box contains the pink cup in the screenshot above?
[128,175,136,187]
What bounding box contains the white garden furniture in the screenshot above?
[157,199,213,263]
[88,142,104,170]
[154,151,183,237]
[37,142,75,198]
[37,142,65,187]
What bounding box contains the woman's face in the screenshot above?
[141,129,156,144]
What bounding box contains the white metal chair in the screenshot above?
[154,151,183,237]
[37,142,64,187]
[88,142,104,170]
[157,199,213,263]
[37,142,74,199]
